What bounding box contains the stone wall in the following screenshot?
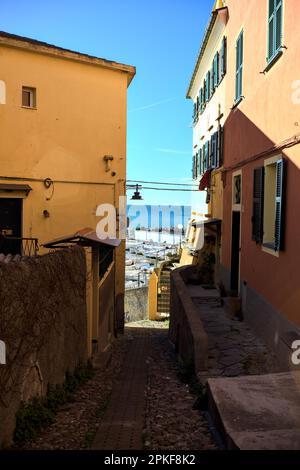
[0,246,87,447]
[125,287,148,323]
[169,265,208,374]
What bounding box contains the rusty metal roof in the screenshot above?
[43,227,121,249]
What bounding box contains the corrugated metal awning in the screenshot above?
[43,227,121,249]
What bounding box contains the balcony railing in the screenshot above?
[0,235,39,257]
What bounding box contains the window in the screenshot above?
[198,148,203,176]
[252,158,286,252]
[22,87,36,108]
[252,167,265,243]
[210,132,218,168]
[233,174,242,205]
[200,87,204,113]
[268,0,283,62]
[210,63,214,97]
[213,52,219,88]
[0,80,6,105]
[204,141,210,171]
[235,31,244,103]
[205,72,210,102]
[220,36,227,78]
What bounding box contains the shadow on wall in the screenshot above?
[222,107,300,323]
[0,246,88,447]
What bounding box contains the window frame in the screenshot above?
[235,30,244,104]
[22,86,37,109]
[262,155,286,256]
[267,0,283,64]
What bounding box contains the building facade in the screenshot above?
[187,0,300,367]
[0,31,135,354]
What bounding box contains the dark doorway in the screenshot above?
[0,198,22,255]
[230,211,241,293]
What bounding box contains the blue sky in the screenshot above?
[1,0,213,205]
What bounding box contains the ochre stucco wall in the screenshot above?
[0,41,133,319]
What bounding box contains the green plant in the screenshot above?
[14,360,95,445]
[14,397,55,443]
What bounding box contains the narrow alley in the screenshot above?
[17,321,216,451]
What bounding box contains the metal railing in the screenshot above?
[0,235,39,257]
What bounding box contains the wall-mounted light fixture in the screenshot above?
[103,155,114,172]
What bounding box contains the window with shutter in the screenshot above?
[199,148,203,176]
[213,52,219,88]
[262,157,286,252]
[252,167,265,243]
[217,126,224,167]
[220,36,227,78]
[274,159,286,251]
[268,0,283,62]
[204,141,210,171]
[192,155,196,179]
[199,88,203,114]
[193,102,197,122]
[235,31,244,102]
[210,132,218,168]
[206,72,210,102]
[203,79,207,105]
[210,64,214,97]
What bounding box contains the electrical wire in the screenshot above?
[127,179,198,187]
[126,186,198,192]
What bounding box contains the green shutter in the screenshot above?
[205,141,209,171]
[252,167,265,243]
[200,87,203,113]
[199,148,203,175]
[206,72,210,101]
[211,64,214,96]
[274,158,286,251]
[220,36,227,77]
[268,0,283,61]
[210,132,218,168]
[217,126,224,167]
[192,155,195,179]
[235,31,243,102]
[214,52,219,87]
[203,79,207,104]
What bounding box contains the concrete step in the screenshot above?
[207,372,300,450]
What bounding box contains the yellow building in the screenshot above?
[0,31,135,355]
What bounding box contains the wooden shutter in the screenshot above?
[252,167,265,243]
[275,1,283,52]
[268,0,283,60]
[211,64,214,96]
[199,148,203,175]
[192,155,196,179]
[203,79,207,104]
[217,126,224,167]
[214,52,219,87]
[206,72,210,101]
[210,132,218,168]
[200,88,203,113]
[274,158,286,251]
[221,36,227,77]
[205,141,210,171]
[235,31,243,101]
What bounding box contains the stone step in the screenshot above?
[207,372,300,450]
